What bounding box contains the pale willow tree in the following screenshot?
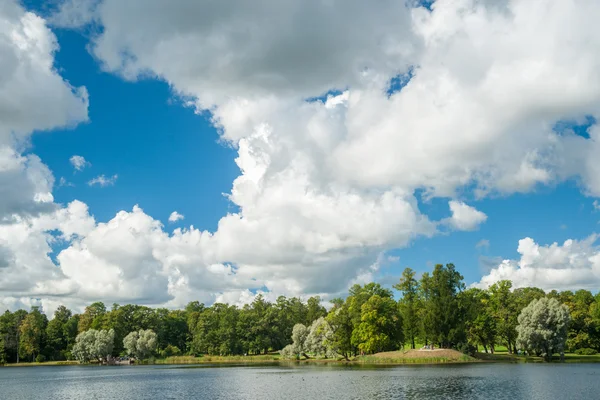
[305,317,336,358]
[516,297,570,361]
[72,329,115,363]
[280,323,309,359]
[123,329,158,360]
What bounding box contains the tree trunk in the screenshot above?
[411,338,415,350]
[483,344,488,354]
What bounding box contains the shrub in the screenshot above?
[35,354,46,363]
[575,348,597,355]
[159,344,181,358]
[456,343,477,356]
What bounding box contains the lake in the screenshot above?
[0,363,598,399]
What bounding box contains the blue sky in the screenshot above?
[2,0,600,312]
[30,29,239,229]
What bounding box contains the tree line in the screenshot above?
[1,263,599,364]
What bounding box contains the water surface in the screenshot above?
[1,363,598,399]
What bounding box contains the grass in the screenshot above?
[358,349,476,364]
[2,360,80,367]
[4,350,600,367]
[154,354,281,364]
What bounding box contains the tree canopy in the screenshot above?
[2,263,599,365]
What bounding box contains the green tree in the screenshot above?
[460,288,496,353]
[306,296,327,324]
[354,295,402,354]
[325,298,353,359]
[78,302,107,333]
[394,267,420,349]
[421,264,465,348]
[564,290,595,352]
[46,305,72,360]
[19,307,47,362]
[516,297,570,361]
[3,310,27,363]
[488,280,518,353]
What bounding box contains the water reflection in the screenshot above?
[0,363,597,400]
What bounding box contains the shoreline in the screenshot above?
[3,352,600,368]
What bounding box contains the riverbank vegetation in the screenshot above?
[2,263,600,365]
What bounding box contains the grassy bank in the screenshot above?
[357,349,475,364]
[2,360,80,367]
[473,351,600,363]
[4,350,600,367]
[154,354,281,364]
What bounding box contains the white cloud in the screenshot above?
[475,235,600,292]
[58,177,74,187]
[446,200,487,231]
[91,0,417,109]
[48,0,100,29]
[0,2,88,146]
[168,211,184,223]
[88,174,118,187]
[476,239,490,250]
[69,155,90,171]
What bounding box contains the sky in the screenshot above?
[2,0,600,315]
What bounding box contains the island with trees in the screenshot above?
[1,263,599,366]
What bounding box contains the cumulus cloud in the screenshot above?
[69,155,90,171]
[0,1,88,222]
[0,1,89,311]
[445,200,488,231]
[87,174,118,187]
[7,0,600,310]
[0,2,88,146]
[475,236,600,292]
[168,211,184,223]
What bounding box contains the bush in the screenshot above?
[456,343,477,356]
[35,354,46,363]
[575,348,597,355]
[159,345,182,358]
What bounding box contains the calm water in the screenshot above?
[0,363,598,399]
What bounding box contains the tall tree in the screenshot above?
[394,267,420,349]
[306,296,327,324]
[354,295,402,354]
[19,307,47,362]
[46,305,72,360]
[488,280,518,354]
[421,264,465,348]
[325,298,353,359]
[460,288,496,353]
[78,302,107,333]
